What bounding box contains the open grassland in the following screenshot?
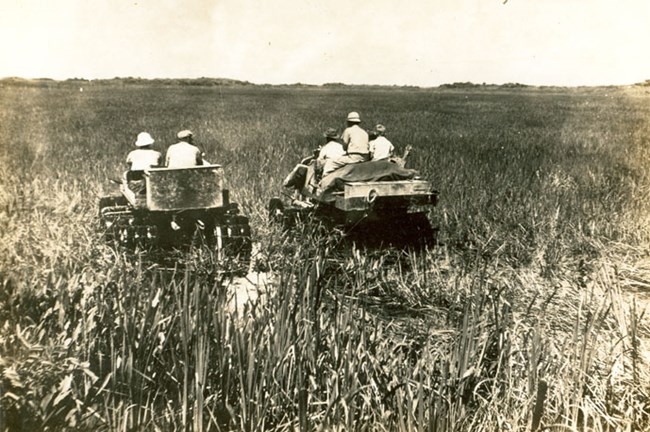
[1,82,649,431]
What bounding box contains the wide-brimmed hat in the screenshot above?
[323,128,339,139]
[375,124,386,134]
[177,129,193,139]
[347,112,361,123]
[135,132,155,147]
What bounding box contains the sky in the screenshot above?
[1,0,649,87]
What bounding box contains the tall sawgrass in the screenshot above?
[2,222,647,430]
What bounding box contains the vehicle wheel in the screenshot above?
[402,213,436,248]
[98,195,128,214]
[98,195,131,242]
[214,215,252,276]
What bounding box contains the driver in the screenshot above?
[166,130,205,168]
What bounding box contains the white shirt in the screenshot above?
[165,141,203,168]
[369,136,394,161]
[316,140,345,173]
[318,141,345,161]
[126,148,162,170]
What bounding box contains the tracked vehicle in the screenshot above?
[99,165,252,270]
[269,156,438,248]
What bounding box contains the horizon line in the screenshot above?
[1,75,648,89]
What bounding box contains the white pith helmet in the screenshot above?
[347,112,361,123]
[135,132,155,147]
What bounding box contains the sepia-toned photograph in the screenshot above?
[1,0,649,430]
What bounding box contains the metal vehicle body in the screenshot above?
[269,160,438,247]
[99,165,251,269]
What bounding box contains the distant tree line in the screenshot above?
[0,77,254,88]
[1,76,647,89]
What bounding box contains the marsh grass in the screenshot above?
[0,82,649,430]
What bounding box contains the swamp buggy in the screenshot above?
[269,151,438,248]
[98,165,252,272]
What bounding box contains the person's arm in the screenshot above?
[341,129,350,151]
[369,141,375,159]
[314,147,327,171]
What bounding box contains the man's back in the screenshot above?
[318,141,345,160]
[341,124,369,155]
[370,136,394,161]
[127,148,162,170]
[166,141,203,168]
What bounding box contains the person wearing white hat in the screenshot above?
[165,130,205,168]
[126,132,162,171]
[369,124,394,161]
[322,112,369,176]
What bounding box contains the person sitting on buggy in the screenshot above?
[315,128,345,178]
[283,127,344,197]
[125,131,162,193]
[165,130,206,168]
[322,111,369,176]
[369,124,395,161]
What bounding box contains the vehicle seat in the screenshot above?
[126,170,145,182]
[125,170,147,196]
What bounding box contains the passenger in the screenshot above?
[369,124,395,161]
[322,111,369,176]
[316,128,345,178]
[282,140,320,191]
[165,130,205,168]
[125,132,161,194]
[126,132,162,171]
